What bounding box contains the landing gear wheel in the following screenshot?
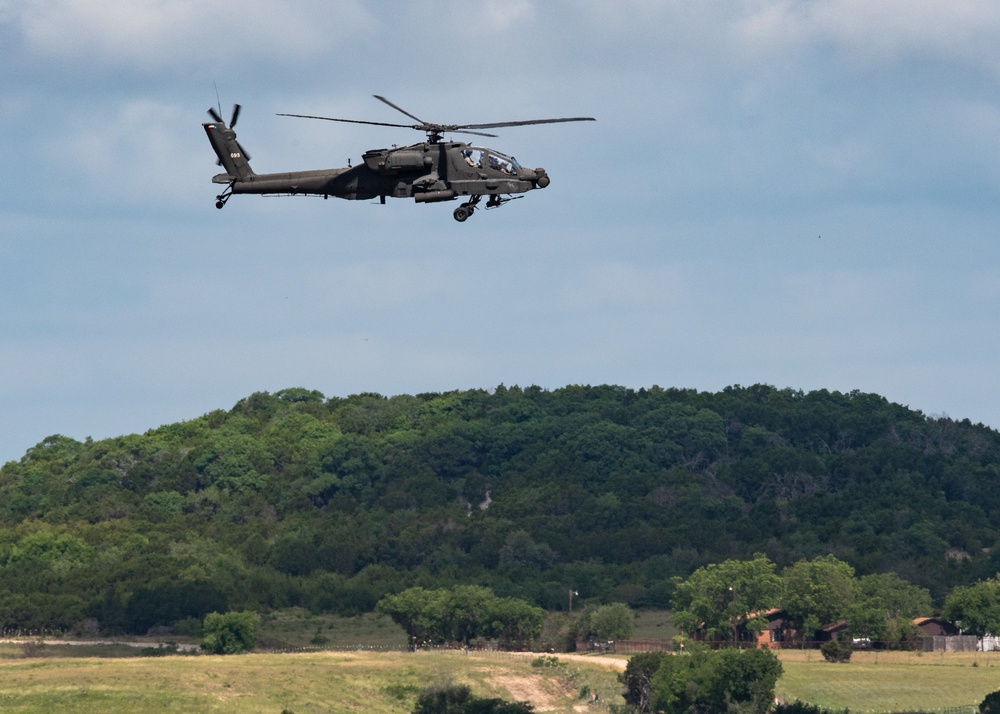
[453,205,471,222]
[214,182,234,210]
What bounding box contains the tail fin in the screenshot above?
[203,118,255,182]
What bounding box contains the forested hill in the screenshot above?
[2,384,1000,635]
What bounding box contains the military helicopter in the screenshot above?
[203,96,594,222]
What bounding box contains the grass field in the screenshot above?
[2,627,1000,713]
[631,610,679,641]
[0,650,624,714]
[256,610,409,650]
[777,650,1000,712]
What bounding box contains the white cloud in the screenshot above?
[732,0,1000,70]
[473,0,536,31]
[5,0,1000,464]
[43,99,206,208]
[11,0,375,69]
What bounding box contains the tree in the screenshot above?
[579,602,635,641]
[980,689,1000,714]
[847,572,931,647]
[377,587,449,646]
[127,577,228,634]
[377,586,543,647]
[707,647,783,714]
[648,645,782,714]
[482,596,545,645]
[446,585,496,646]
[200,611,258,654]
[781,555,857,638]
[672,555,783,643]
[621,652,671,713]
[943,578,1000,637]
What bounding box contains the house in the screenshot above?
[911,617,959,637]
[693,609,861,649]
[912,616,977,652]
[751,609,799,649]
[814,620,849,642]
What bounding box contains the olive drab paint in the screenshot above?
[204,96,593,222]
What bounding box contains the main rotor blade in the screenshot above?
[453,129,499,138]
[207,107,223,123]
[458,117,596,130]
[230,104,241,128]
[373,95,428,125]
[277,113,416,130]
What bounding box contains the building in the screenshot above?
[911,617,959,637]
[752,609,799,649]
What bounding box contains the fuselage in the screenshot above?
[206,121,547,202]
[204,116,551,221]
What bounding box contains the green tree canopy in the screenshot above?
[2,384,1000,635]
[377,586,544,647]
[848,572,932,646]
[578,602,635,641]
[781,555,857,636]
[200,611,258,654]
[649,646,782,714]
[672,554,783,642]
[943,578,1000,637]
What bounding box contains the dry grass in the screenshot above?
[2,642,999,713]
[0,650,623,714]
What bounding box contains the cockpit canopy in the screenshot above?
[461,148,522,175]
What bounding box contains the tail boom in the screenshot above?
[203,121,254,181]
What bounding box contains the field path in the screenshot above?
[465,651,627,712]
[487,651,627,672]
[551,654,628,671]
[488,673,562,711]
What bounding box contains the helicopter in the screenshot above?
[203,96,594,222]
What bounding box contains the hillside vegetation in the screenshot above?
[1,384,999,634]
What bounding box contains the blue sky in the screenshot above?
[3,1,1000,464]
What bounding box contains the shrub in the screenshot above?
[634,646,782,714]
[583,603,636,642]
[980,690,1000,714]
[531,655,561,668]
[820,640,852,663]
[412,684,533,713]
[774,702,845,714]
[200,611,259,655]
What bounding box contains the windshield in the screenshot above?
[487,152,517,174]
[465,148,521,174]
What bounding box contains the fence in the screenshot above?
[604,638,672,654]
[980,636,1000,652]
[0,628,64,638]
[596,636,1000,654]
[939,707,976,714]
[922,636,979,653]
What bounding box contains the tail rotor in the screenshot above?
[205,103,251,162]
